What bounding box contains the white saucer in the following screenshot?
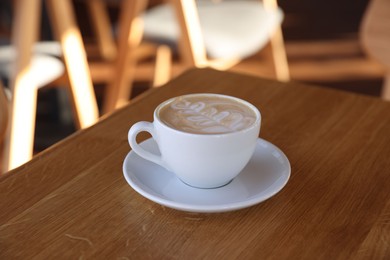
[123,138,291,213]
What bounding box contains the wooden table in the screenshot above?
[1,69,389,258]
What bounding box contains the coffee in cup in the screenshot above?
[128,93,261,188]
[158,94,257,135]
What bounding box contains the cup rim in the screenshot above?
[154,93,261,137]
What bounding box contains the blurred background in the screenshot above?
[0,0,385,157]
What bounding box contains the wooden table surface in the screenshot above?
[1,69,389,259]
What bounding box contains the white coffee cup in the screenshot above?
[128,93,261,189]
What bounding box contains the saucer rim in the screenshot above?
[123,138,291,213]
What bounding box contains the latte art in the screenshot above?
[158,95,257,134]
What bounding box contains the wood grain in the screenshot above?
[1,68,389,259]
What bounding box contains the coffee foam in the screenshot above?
[158,95,257,134]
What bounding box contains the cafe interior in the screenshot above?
[0,0,389,258]
[0,0,385,172]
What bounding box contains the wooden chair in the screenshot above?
[143,0,290,80]
[360,0,390,101]
[96,0,159,113]
[86,0,289,113]
[1,0,99,173]
[84,0,172,114]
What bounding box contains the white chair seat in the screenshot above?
[142,0,283,59]
[0,42,64,88]
[32,41,63,57]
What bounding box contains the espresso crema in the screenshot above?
[158,94,258,134]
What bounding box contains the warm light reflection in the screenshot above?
[174,0,208,66]
[153,45,172,87]
[62,27,99,128]
[7,67,37,171]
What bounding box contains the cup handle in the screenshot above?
[128,121,170,170]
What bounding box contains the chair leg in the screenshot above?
[2,0,41,172]
[262,0,290,81]
[46,0,99,129]
[169,0,208,68]
[86,0,117,61]
[382,74,390,101]
[153,45,172,87]
[269,26,290,82]
[3,83,38,173]
[102,0,147,114]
